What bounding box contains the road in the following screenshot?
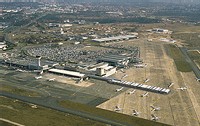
[179,47,200,79]
[0,91,130,126]
[0,118,25,126]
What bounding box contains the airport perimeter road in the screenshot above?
[179,47,200,79]
[0,91,129,126]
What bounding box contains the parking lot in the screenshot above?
[26,43,134,63]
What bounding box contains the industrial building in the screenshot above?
[96,66,116,77]
[92,35,137,43]
[147,28,172,34]
[2,57,58,70]
[86,62,117,77]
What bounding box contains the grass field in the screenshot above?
[165,44,192,72]
[0,97,106,126]
[188,51,200,67]
[0,84,40,97]
[60,100,170,126]
[172,33,200,47]
[0,121,14,126]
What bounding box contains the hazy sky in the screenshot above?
[63,0,199,3]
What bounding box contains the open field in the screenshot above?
[97,37,200,126]
[188,50,200,69]
[60,100,169,126]
[172,33,200,47]
[164,44,192,72]
[0,96,106,126]
[0,85,40,97]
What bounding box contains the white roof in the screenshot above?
[92,35,137,42]
[49,69,85,78]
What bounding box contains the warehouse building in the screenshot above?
[92,35,137,43]
[147,28,172,34]
[48,68,85,78]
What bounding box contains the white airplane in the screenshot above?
[114,106,122,112]
[35,76,42,79]
[134,64,147,68]
[39,70,43,75]
[31,105,37,109]
[33,70,43,75]
[76,78,83,84]
[144,78,150,83]
[168,82,174,88]
[128,90,136,95]
[120,69,125,73]
[17,69,27,72]
[116,87,124,92]
[48,78,55,81]
[141,92,149,97]
[132,110,140,116]
[196,78,200,82]
[121,74,128,79]
[16,69,24,72]
[150,105,161,111]
[151,114,160,121]
[177,87,187,91]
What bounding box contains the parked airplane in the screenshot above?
[128,90,136,95]
[177,87,187,91]
[151,114,160,121]
[76,78,83,84]
[116,87,124,92]
[134,64,147,68]
[120,69,125,73]
[150,105,161,111]
[114,106,122,112]
[196,78,200,82]
[168,82,174,88]
[33,70,43,75]
[39,70,43,75]
[132,110,140,116]
[31,105,37,109]
[16,69,27,72]
[121,74,128,79]
[48,78,55,81]
[35,76,42,79]
[141,92,149,97]
[144,78,150,83]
